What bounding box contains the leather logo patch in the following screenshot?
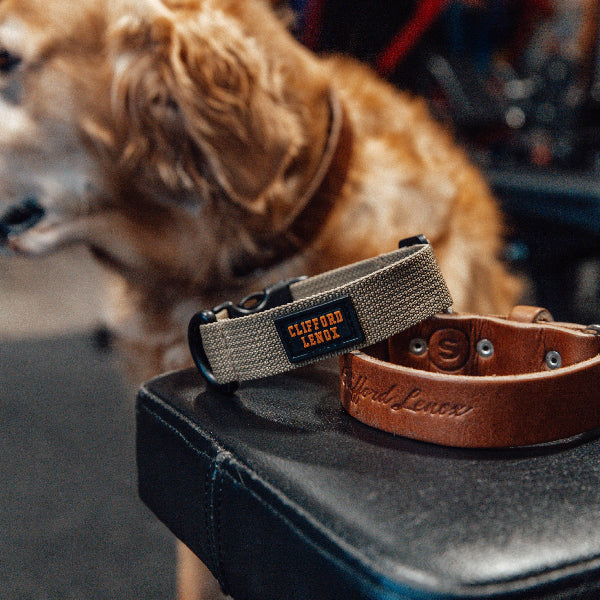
[274,296,364,363]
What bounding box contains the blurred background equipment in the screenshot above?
[291,0,600,322]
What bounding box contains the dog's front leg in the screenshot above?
[177,541,229,600]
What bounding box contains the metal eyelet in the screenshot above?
[409,338,428,356]
[476,339,494,358]
[545,350,562,370]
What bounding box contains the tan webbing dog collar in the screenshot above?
[189,237,453,393]
[340,307,600,448]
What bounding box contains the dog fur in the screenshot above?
[0,0,518,597]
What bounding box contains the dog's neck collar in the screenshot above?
[231,89,353,278]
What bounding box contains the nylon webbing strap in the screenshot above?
[189,241,453,389]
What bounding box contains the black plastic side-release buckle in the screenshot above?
[188,276,306,394]
[210,276,307,319]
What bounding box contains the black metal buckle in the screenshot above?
[188,276,307,394]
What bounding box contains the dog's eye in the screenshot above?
[0,49,21,74]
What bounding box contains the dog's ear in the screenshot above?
[109,6,304,213]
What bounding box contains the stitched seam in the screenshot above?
[207,451,231,587]
[137,394,221,454]
[203,455,215,574]
[214,457,231,594]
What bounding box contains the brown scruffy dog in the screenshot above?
[0,0,518,597]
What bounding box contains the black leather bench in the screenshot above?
[136,362,600,599]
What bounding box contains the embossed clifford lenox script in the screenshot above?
[341,368,473,417]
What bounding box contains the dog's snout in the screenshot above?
[0,49,22,74]
[0,198,45,242]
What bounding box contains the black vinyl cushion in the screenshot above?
[136,362,600,600]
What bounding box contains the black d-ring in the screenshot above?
[188,310,239,395]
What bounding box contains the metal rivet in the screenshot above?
[476,339,494,358]
[409,338,427,356]
[545,350,562,369]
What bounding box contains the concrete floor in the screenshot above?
[0,250,175,599]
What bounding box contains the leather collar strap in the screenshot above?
[231,89,352,278]
[340,307,600,448]
[189,239,452,393]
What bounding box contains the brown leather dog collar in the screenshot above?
[231,89,352,277]
[340,306,600,448]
